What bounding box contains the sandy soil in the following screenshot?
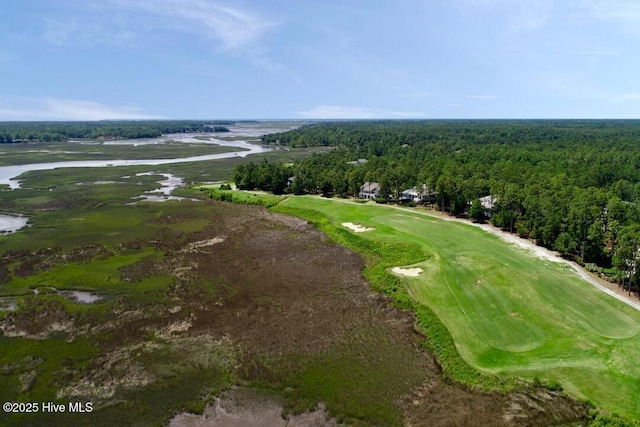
[392,267,424,277]
[169,388,336,427]
[181,237,226,252]
[342,222,374,232]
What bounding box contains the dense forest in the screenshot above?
[0,120,234,143]
[237,120,640,295]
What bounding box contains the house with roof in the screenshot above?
[359,182,380,200]
[401,187,420,202]
[478,194,496,217]
[401,185,437,204]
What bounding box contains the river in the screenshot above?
[0,214,28,234]
[0,134,271,189]
[0,122,298,232]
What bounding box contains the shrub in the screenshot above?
[208,190,234,203]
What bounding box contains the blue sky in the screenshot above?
[2,0,640,120]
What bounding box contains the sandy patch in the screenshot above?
[342,222,374,232]
[392,267,424,277]
[169,388,336,427]
[182,237,226,252]
[155,318,193,339]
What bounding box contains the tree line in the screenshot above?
[0,120,233,143]
[239,120,640,296]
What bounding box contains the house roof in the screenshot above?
[479,195,496,210]
[360,182,380,191]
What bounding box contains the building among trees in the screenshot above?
[359,182,380,200]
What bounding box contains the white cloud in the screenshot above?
[0,96,163,121]
[111,0,276,52]
[297,105,425,119]
[41,0,282,71]
[43,18,136,47]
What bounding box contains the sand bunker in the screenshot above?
[342,222,374,232]
[392,267,424,277]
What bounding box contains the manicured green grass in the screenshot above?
[278,196,640,420]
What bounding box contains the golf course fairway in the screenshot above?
[279,196,640,419]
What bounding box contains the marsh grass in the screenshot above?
[1,144,357,426]
[0,335,98,425]
[282,324,427,426]
[236,322,427,427]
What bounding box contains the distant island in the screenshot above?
[0,120,233,143]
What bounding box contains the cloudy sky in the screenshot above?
[2,0,640,120]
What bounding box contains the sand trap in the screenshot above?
[342,222,374,232]
[392,267,423,277]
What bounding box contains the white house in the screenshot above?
[478,195,496,217]
[401,188,420,202]
[359,182,380,200]
[401,185,437,204]
[479,195,496,210]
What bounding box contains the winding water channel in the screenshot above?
[0,123,297,233]
[0,135,270,189]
